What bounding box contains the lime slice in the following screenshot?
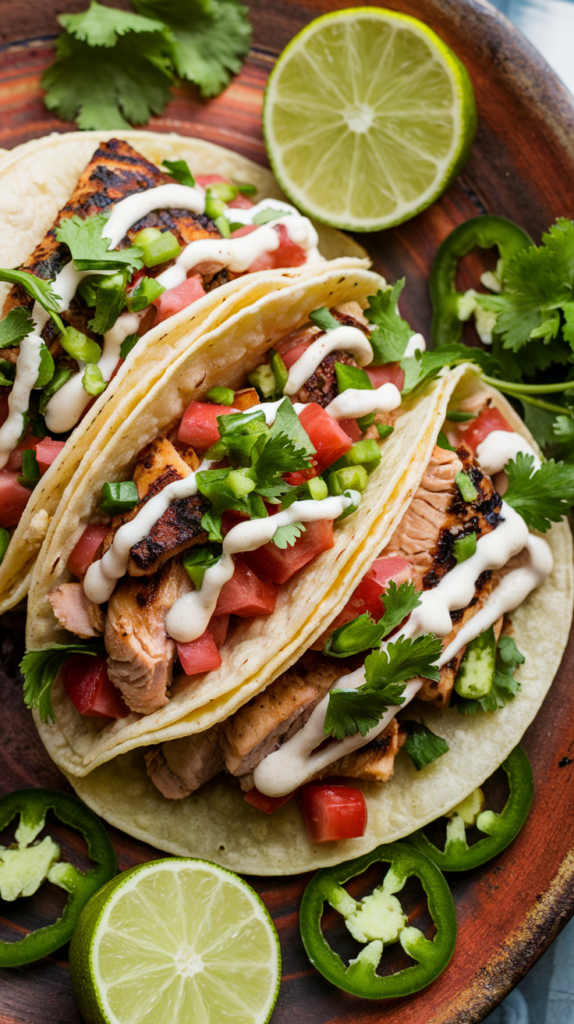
[69,858,281,1024]
[263,7,477,232]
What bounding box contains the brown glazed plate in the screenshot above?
[1,1,574,1021]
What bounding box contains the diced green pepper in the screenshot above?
[328,465,368,495]
[455,470,478,502]
[207,386,235,406]
[126,276,165,312]
[452,532,477,563]
[346,438,381,474]
[269,348,288,394]
[100,480,139,515]
[376,423,394,440]
[39,367,72,415]
[82,364,107,397]
[60,327,101,364]
[309,307,340,332]
[306,476,328,501]
[335,363,373,393]
[133,228,181,268]
[120,333,139,359]
[206,183,237,204]
[227,468,256,498]
[183,545,222,590]
[34,344,55,389]
[0,528,9,563]
[446,410,476,422]
[454,626,496,699]
[17,450,41,490]
[248,363,277,399]
[214,216,231,238]
[204,193,228,221]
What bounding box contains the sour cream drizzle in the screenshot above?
[403,332,426,358]
[476,430,541,476]
[283,326,374,397]
[254,497,554,797]
[0,331,43,469]
[325,382,401,420]
[165,495,355,644]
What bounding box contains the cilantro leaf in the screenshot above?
[56,215,143,272]
[0,307,35,348]
[404,721,449,770]
[364,634,442,690]
[0,269,65,333]
[272,522,305,549]
[325,687,404,741]
[268,397,315,457]
[364,281,413,364]
[134,0,252,98]
[400,343,496,397]
[504,452,574,531]
[324,580,421,658]
[42,23,173,131]
[20,642,104,724]
[162,158,195,187]
[251,399,314,496]
[60,1,165,46]
[453,634,524,714]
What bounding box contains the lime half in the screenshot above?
[263,7,477,232]
[70,858,281,1024]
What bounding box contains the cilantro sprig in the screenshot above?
[503,452,574,531]
[325,633,442,741]
[20,642,104,724]
[0,270,65,334]
[324,580,421,658]
[364,279,414,364]
[56,215,144,272]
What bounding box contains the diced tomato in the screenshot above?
[247,223,307,273]
[243,519,334,585]
[300,784,367,843]
[281,341,311,371]
[67,524,109,577]
[332,556,412,630]
[5,434,42,472]
[244,788,295,814]
[339,418,363,442]
[195,174,228,188]
[298,403,353,472]
[283,465,318,487]
[0,471,31,527]
[152,274,206,326]
[231,224,259,239]
[228,193,255,210]
[456,405,513,452]
[35,437,65,474]
[62,655,130,719]
[366,362,405,392]
[209,613,229,647]
[214,557,278,616]
[178,401,239,450]
[177,631,222,676]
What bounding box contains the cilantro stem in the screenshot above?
[512,393,574,416]
[482,374,574,395]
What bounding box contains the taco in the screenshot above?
[0,129,364,613]
[30,358,573,875]
[23,262,457,779]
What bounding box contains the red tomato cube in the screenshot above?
[177,631,222,676]
[331,556,412,630]
[0,471,31,527]
[208,614,229,648]
[214,557,278,616]
[62,655,130,719]
[178,401,238,449]
[67,525,109,578]
[242,519,334,586]
[298,404,353,472]
[247,224,307,273]
[366,362,405,391]
[5,435,41,472]
[152,275,206,325]
[338,419,363,442]
[300,784,368,843]
[35,437,65,474]
[456,406,513,452]
[281,342,311,370]
[244,788,295,814]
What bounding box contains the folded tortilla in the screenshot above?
[34,367,573,874]
[0,129,365,614]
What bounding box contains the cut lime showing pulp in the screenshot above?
[263,7,477,232]
[69,858,281,1024]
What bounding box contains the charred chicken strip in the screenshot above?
[291,310,369,408]
[105,559,191,714]
[313,719,406,783]
[145,730,224,800]
[48,583,104,638]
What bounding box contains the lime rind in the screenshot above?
[70,858,281,1024]
[263,6,477,232]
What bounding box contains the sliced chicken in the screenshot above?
[48,583,104,638]
[313,719,406,783]
[145,730,224,799]
[105,559,191,714]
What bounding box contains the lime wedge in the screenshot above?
[69,858,281,1024]
[263,7,477,231]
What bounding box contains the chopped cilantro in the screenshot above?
[161,158,195,187]
[272,522,305,549]
[0,307,35,348]
[364,281,413,364]
[404,721,449,770]
[56,215,143,272]
[0,270,65,334]
[134,0,252,98]
[503,452,574,531]
[20,642,104,724]
[324,580,421,658]
[309,306,340,333]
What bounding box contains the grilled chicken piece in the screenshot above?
[291,309,370,408]
[3,139,220,325]
[222,652,352,789]
[313,719,406,783]
[145,730,224,799]
[384,444,502,590]
[48,582,104,638]
[105,560,191,714]
[232,388,260,411]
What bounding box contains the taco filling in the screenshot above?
[42,298,406,718]
[0,137,322,541]
[141,394,555,818]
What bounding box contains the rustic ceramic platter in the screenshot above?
[1,1,574,1021]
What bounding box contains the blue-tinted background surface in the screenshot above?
[476,8,574,1019]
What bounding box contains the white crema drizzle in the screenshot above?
[0,332,43,469]
[325,382,401,420]
[476,430,541,476]
[283,326,374,397]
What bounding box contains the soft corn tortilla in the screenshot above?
[0,129,366,614]
[30,267,463,774]
[39,370,573,874]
